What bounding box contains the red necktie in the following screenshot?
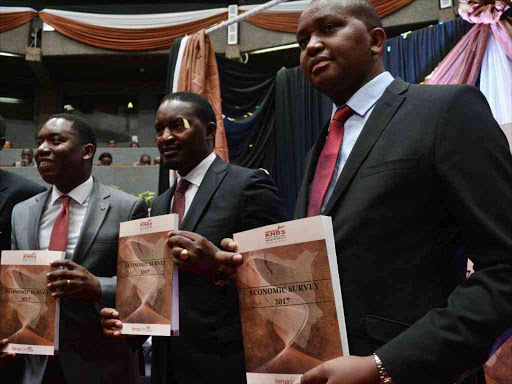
[172,179,190,227]
[307,106,354,217]
[48,195,72,252]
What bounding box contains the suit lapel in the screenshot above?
[323,79,409,216]
[28,191,51,250]
[180,157,227,231]
[72,180,110,264]
[296,124,330,218]
[153,185,175,217]
[0,192,7,218]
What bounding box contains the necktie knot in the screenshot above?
[332,105,354,124]
[60,195,71,208]
[176,179,190,194]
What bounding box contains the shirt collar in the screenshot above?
[177,152,216,188]
[334,71,395,118]
[50,176,94,206]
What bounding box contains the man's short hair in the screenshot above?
[333,0,383,30]
[50,113,97,155]
[0,114,6,138]
[160,92,217,127]
[99,152,113,160]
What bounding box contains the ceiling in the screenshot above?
[0,0,294,12]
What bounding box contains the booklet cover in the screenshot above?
[234,216,349,384]
[116,214,179,336]
[0,250,65,355]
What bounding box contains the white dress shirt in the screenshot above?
[321,71,395,213]
[171,152,217,217]
[38,176,94,258]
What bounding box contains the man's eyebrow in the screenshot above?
[297,15,330,37]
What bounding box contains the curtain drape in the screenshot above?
[39,7,227,29]
[38,11,226,51]
[480,33,512,125]
[177,30,229,162]
[243,0,415,33]
[224,81,277,174]
[1,1,416,51]
[217,54,275,118]
[383,17,474,84]
[425,0,512,85]
[0,7,35,32]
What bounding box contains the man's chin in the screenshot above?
[38,171,57,186]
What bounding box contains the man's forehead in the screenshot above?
[40,118,74,135]
[157,99,195,117]
[298,0,349,31]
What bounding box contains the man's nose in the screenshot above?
[306,35,324,56]
[161,127,173,140]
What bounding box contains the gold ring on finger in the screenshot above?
[180,249,189,261]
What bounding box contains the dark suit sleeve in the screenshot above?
[239,169,289,231]
[377,86,512,383]
[129,198,149,221]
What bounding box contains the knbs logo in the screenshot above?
[265,225,286,244]
[140,218,153,231]
[22,253,38,262]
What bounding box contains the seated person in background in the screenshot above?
[108,139,117,148]
[134,154,151,166]
[129,142,140,148]
[14,148,36,167]
[97,152,113,166]
[4,140,12,148]
[153,155,161,166]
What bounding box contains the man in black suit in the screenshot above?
[101,92,288,384]
[294,1,512,383]
[0,115,46,380]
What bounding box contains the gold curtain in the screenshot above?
[177,31,229,162]
[39,11,227,51]
[244,0,415,33]
[0,11,35,33]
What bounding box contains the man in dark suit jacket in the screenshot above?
[2,114,147,384]
[0,115,46,383]
[295,1,512,384]
[101,92,288,384]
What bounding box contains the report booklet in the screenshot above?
[234,216,349,384]
[116,214,179,336]
[0,250,65,355]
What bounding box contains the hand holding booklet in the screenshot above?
[233,216,349,384]
[0,250,65,355]
[115,214,179,336]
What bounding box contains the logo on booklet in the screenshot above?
[265,225,286,244]
[275,379,294,384]
[22,253,38,262]
[140,218,153,231]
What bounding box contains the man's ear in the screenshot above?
[206,122,217,141]
[82,143,95,160]
[369,27,386,57]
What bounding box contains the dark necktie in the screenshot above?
[172,179,190,227]
[307,106,354,216]
[48,195,72,252]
